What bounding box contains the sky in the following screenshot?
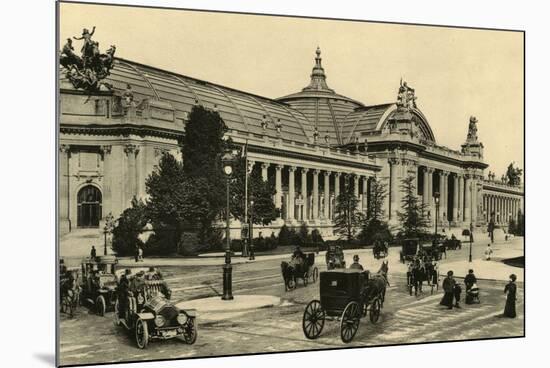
[59,2,524,177]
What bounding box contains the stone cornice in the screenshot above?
[60,123,184,141]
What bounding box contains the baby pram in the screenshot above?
[465,283,480,304]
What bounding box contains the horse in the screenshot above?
[409,259,438,296]
[364,260,389,307]
[281,257,304,291]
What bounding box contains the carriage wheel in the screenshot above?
[135,318,149,349]
[340,301,361,343]
[312,267,319,283]
[303,274,309,286]
[96,295,106,316]
[113,299,121,326]
[182,318,198,345]
[302,300,325,339]
[369,299,381,323]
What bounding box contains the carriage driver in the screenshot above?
[349,255,364,270]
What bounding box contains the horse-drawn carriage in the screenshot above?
[80,255,119,316]
[281,253,319,291]
[302,262,388,343]
[443,237,462,250]
[406,258,439,296]
[372,241,388,259]
[325,245,346,270]
[114,269,197,349]
[399,239,419,263]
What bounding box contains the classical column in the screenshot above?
[275,164,283,210]
[389,159,399,220]
[472,177,478,224]
[312,169,320,220]
[261,162,269,182]
[287,166,296,221]
[458,175,464,222]
[438,171,446,224]
[59,145,71,233]
[124,144,138,208]
[324,171,331,220]
[334,172,341,219]
[452,174,459,222]
[100,145,112,220]
[362,176,369,214]
[301,168,309,221]
[464,175,471,223]
[443,172,449,222]
[422,167,430,212]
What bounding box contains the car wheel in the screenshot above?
[96,295,106,316]
[135,318,149,349]
[182,318,198,345]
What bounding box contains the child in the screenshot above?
[484,244,493,260]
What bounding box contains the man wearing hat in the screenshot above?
[117,269,131,318]
[440,270,456,309]
[349,255,364,270]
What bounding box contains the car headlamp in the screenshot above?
[177,313,188,325]
[154,315,166,327]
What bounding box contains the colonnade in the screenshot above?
[255,161,373,223]
[483,193,523,225]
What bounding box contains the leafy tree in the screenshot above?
[505,163,523,186]
[508,218,517,235]
[112,197,147,256]
[145,152,210,253]
[359,176,391,244]
[229,157,280,225]
[397,175,430,239]
[334,180,363,243]
[298,223,309,246]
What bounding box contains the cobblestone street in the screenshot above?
[59,239,524,366]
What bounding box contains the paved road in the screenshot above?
[59,239,524,366]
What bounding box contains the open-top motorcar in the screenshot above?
[114,271,197,349]
[80,255,119,316]
[326,245,346,270]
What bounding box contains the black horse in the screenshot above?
[407,259,439,296]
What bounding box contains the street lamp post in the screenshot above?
[249,199,255,260]
[434,191,440,237]
[221,149,236,301]
[469,183,474,263]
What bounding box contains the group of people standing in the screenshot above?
[440,269,517,318]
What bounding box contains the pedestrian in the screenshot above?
[349,255,364,270]
[484,244,493,260]
[503,274,517,318]
[134,246,139,263]
[440,270,456,309]
[453,283,462,308]
[464,269,478,304]
[138,246,144,262]
[90,245,97,260]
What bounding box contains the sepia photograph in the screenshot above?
[56,1,524,366]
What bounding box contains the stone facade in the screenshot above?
[58,49,523,237]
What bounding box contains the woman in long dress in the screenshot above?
[503,274,517,318]
[440,270,456,309]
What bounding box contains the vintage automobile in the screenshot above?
[326,245,346,270]
[302,266,388,343]
[114,272,197,349]
[372,241,388,259]
[80,255,119,316]
[399,239,419,263]
[281,253,319,291]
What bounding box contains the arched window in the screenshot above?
[77,185,102,228]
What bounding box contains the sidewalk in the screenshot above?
[176,295,282,321]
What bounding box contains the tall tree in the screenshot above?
[334,179,363,243]
[112,197,148,256]
[229,157,279,225]
[397,175,430,239]
[359,176,391,244]
[145,152,210,252]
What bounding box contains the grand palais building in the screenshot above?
[59,47,523,240]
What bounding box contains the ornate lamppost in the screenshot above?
[434,191,440,237]
[103,213,114,256]
[221,149,237,301]
[249,198,255,260]
[469,183,474,263]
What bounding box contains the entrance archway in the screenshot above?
[77,185,102,228]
